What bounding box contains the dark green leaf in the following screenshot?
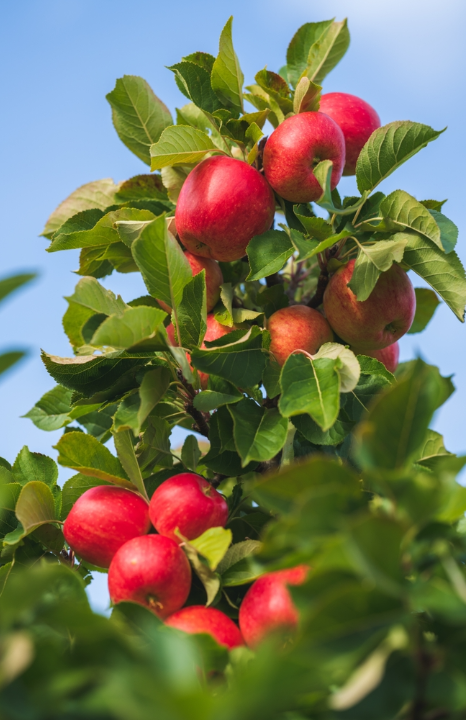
[193,376,243,412]
[41,351,143,397]
[279,354,340,431]
[228,399,288,466]
[191,326,266,387]
[178,271,207,348]
[0,351,26,377]
[181,435,201,471]
[168,62,222,113]
[246,230,294,281]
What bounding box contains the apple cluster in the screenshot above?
[63,475,307,649]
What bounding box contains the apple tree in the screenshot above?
[1,16,466,720]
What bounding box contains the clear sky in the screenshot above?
[1,0,465,611]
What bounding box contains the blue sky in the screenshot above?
[1,0,465,611]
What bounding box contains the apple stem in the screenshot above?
[308,266,329,309]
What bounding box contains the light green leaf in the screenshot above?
[23,385,74,432]
[66,277,127,317]
[314,342,360,392]
[401,232,466,322]
[408,288,440,334]
[150,126,219,171]
[160,166,191,203]
[138,367,171,427]
[91,306,167,350]
[380,190,443,250]
[193,376,243,412]
[132,214,192,313]
[286,20,334,87]
[214,282,234,327]
[246,230,294,281]
[279,354,340,431]
[113,430,148,500]
[356,121,445,194]
[12,447,58,488]
[190,526,232,571]
[211,17,244,112]
[55,431,132,487]
[15,481,57,535]
[303,19,350,84]
[178,271,207,348]
[348,238,408,301]
[176,103,231,154]
[293,77,321,114]
[428,209,458,253]
[191,327,266,387]
[293,210,333,241]
[115,219,154,248]
[42,179,119,239]
[229,399,288,466]
[106,76,173,165]
[49,208,155,252]
[181,435,201,472]
[181,538,221,605]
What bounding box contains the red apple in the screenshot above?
[323,260,416,352]
[354,341,400,374]
[63,486,150,568]
[175,156,275,262]
[268,305,334,366]
[158,251,223,314]
[149,472,228,542]
[239,566,309,648]
[108,534,191,619]
[262,112,345,203]
[319,92,381,175]
[165,606,244,649]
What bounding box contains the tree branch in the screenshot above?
[307,266,329,308]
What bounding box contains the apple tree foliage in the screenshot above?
[1,16,466,720]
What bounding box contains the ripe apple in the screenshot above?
[158,251,223,314]
[108,534,191,619]
[267,305,334,366]
[63,486,151,568]
[165,606,244,649]
[262,112,345,203]
[175,156,275,262]
[354,341,400,374]
[239,565,309,648]
[319,92,381,175]
[149,472,228,542]
[323,260,416,351]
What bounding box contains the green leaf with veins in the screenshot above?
[91,306,167,351]
[380,190,443,250]
[175,103,230,154]
[303,19,350,84]
[55,431,133,487]
[15,482,57,536]
[255,69,293,113]
[114,174,169,203]
[407,288,439,335]
[286,20,334,87]
[138,367,171,428]
[293,77,321,114]
[113,430,148,500]
[211,17,244,113]
[106,76,173,165]
[348,238,408,301]
[132,214,192,315]
[168,61,223,114]
[193,377,243,412]
[181,435,201,472]
[150,126,221,171]
[356,121,445,194]
[66,277,127,317]
[279,354,340,431]
[49,208,155,253]
[229,399,288,466]
[401,232,466,322]
[41,179,119,239]
[428,209,458,253]
[178,271,207,349]
[12,447,58,487]
[246,230,294,281]
[23,385,74,432]
[191,327,266,387]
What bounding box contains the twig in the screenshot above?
[307,266,329,308]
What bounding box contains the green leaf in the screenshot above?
[55,431,132,487]
[189,526,232,571]
[358,354,396,384]
[354,359,454,470]
[286,20,334,87]
[401,232,466,322]
[246,230,294,281]
[114,173,169,203]
[113,430,148,500]
[203,407,254,477]
[138,367,171,428]
[303,19,350,84]
[313,342,360,392]
[293,77,321,114]
[211,17,244,112]
[61,474,111,520]
[191,327,266,387]
[428,209,458,253]
[23,385,74,432]
[217,539,263,586]
[181,435,201,472]
[91,306,167,351]
[181,542,220,606]
[214,283,234,327]
[168,62,222,114]
[279,354,340,431]
[41,351,143,397]
[113,391,141,435]
[176,103,230,155]
[160,165,191,203]
[132,215,192,313]
[66,277,127,317]
[49,208,154,253]
[0,351,26,378]
[0,273,36,304]
[292,210,333,242]
[292,412,353,446]
[356,122,445,194]
[15,481,57,535]
[193,376,243,412]
[178,271,207,349]
[408,288,440,334]
[348,238,408,301]
[228,399,288,466]
[106,76,172,165]
[150,126,220,171]
[42,179,119,239]
[12,447,58,487]
[380,190,443,250]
